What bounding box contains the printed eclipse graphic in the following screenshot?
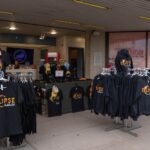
[13,49,27,63]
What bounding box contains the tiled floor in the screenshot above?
[1,111,150,150]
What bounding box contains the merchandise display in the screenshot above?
[0,72,36,146]
[35,80,91,115]
[92,49,150,122]
[46,85,63,117]
[1,1,150,149]
[70,85,84,112]
[92,69,150,120]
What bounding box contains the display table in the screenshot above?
[6,68,38,80]
[39,80,91,114]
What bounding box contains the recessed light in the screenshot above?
[139,16,150,21]
[9,25,17,30]
[0,11,14,16]
[55,19,81,25]
[72,0,110,10]
[50,30,57,35]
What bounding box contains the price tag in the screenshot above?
[55,70,64,77]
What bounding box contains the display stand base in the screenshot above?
[5,143,27,150]
[120,124,142,137]
[0,138,27,150]
[105,118,141,137]
[105,123,124,131]
[105,117,123,131]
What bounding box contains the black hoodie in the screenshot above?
[115,49,133,75]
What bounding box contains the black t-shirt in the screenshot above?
[70,85,84,112]
[92,74,109,115]
[0,82,23,138]
[19,82,36,134]
[106,75,119,118]
[133,76,150,116]
[34,86,43,101]
[46,86,63,117]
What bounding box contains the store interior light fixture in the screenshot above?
[139,16,150,21]
[55,19,81,25]
[50,29,57,35]
[0,11,14,16]
[9,24,17,30]
[39,33,45,40]
[72,0,110,10]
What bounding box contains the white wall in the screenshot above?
[57,36,85,62]
[90,32,105,78]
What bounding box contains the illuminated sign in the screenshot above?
[13,49,27,63]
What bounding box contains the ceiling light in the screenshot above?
[39,33,45,40]
[50,30,57,35]
[0,11,14,16]
[139,16,150,21]
[83,24,105,30]
[72,0,110,10]
[55,19,81,25]
[9,24,17,30]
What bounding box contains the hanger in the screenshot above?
[0,70,8,82]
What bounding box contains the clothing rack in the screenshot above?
[101,68,141,137]
[0,70,36,148]
[0,70,25,149]
[94,67,150,137]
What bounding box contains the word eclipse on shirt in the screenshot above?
[0,94,16,108]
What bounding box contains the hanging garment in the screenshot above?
[132,76,150,116]
[115,49,133,75]
[0,82,24,138]
[34,86,43,114]
[46,85,63,117]
[70,85,84,112]
[9,81,36,146]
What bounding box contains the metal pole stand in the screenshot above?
[105,117,141,137]
[120,118,142,137]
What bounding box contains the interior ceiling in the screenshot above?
[0,0,150,37]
